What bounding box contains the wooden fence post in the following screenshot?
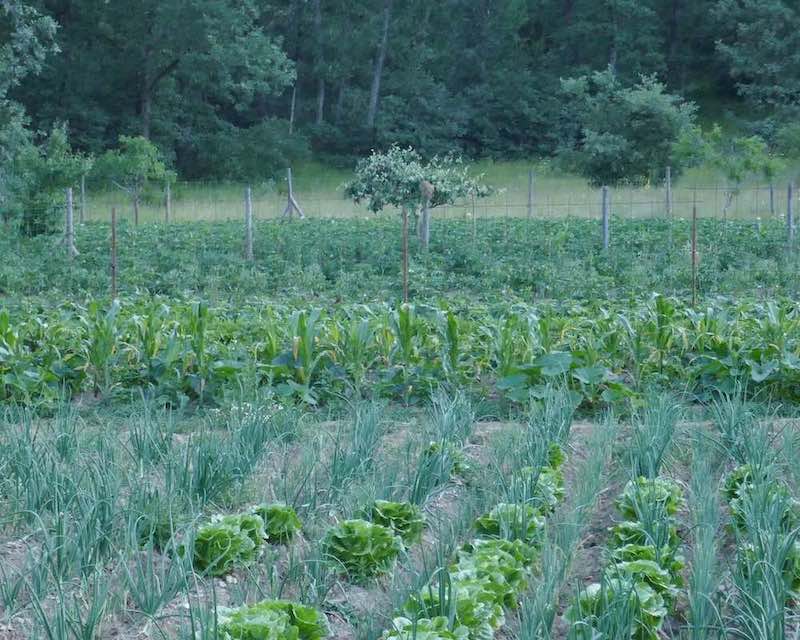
[165,181,172,223]
[527,169,534,219]
[79,174,86,224]
[769,183,775,218]
[244,186,254,261]
[282,168,306,219]
[788,182,795,246]
[691,191,698,308]
[65,187,79,258]
[665,166,672,217]
[111,207,117,299]
[601,185,610,250]
[402,206,409,303]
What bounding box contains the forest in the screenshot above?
[2,0,799,182]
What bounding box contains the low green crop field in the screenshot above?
[1,215,799,638]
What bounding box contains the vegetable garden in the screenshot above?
[1,215,799,639]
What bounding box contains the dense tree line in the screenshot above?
[3,0,799,182]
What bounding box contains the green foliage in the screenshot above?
[510,466,565,514]
[615,478,684,521]
[422,441,473,480]
[94,136,172,204]
[451,539,535,608]
[405,577,505,640]
[474,504,545,545]
[252,503,302,544]
[218,599,330,640]
[559,71,698,186]
[345,146,488,214]
[692,126,782,190]
[383,617,469,640]
[565,577,667,640]
[190,518,260,576]
[8,126,88,236]
[368,500,425,545]
[322,519,403,581]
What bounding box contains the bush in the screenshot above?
[558,70,697,186]
[323,519,403,581]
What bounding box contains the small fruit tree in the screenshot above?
[95,135,174,224]
[346,145,487,301]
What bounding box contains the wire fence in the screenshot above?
[77,176,799,225]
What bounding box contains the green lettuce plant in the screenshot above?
[475,504,545,545]
[218,599,330,640]
[383,617,469,640]
[369,500,425,545]
[191,520,258,576]
[616,477,684,521]
[511,466,565,513]
[405,577,504,640]
[564,577,667,640]
[253,503,302,544]
[423,441,473,479]
[222,513,266,550]
[609,521,680,555]
[451,538,534,608]
[323,519,403,581]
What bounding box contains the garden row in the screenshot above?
[1,217,798,302]
[2,296,800,407]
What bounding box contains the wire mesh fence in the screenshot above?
[79,176,798,225]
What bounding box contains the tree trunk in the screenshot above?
[401,206,409,303]
[141,89,152,139]
[289,84,297,135]
[366,0,392,128]
[316,79,325,125]
[133,194,140,226]
[334,84,346,124]
[667,0,681,77]
[418,205,431,250]
[313,0,325,125]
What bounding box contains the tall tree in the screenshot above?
[715,0,800,114]
[366,0,392,129]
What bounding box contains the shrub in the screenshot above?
[369,500,425,545]
[323,519,403,581]
[218,599,329,640]
[253,503,302,544]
